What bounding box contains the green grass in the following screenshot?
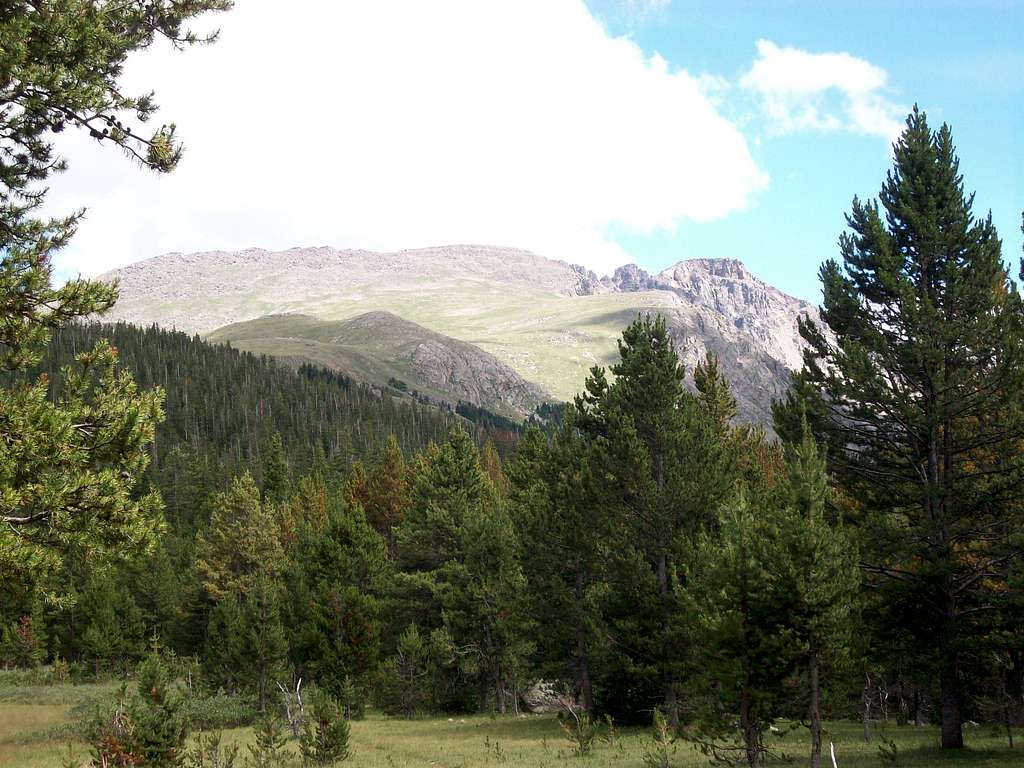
[3,682,1022,768]
[200,283,676,404]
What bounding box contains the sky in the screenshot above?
[46,0,1023,302]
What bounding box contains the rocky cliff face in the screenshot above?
[98,244,819,427]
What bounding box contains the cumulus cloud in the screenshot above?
[44,0,764,279]
[741,40,905,140]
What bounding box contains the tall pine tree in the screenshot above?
[796,108,1024,748]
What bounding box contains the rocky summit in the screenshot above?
[98,245,820,426]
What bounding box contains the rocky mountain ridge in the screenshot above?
[98,244,819,426]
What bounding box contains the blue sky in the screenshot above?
[590,0,1024,300]
[49,1,1022,304]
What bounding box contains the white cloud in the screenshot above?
[45,0,764,279]
[741,40,905,140]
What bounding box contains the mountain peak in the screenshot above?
[661,257,754,282]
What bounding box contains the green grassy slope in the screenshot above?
[207,311,552,420]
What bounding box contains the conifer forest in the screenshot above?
[2,2,1023,767]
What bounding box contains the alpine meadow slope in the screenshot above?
[99,245,818,425]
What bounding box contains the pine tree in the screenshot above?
[245,715,291,768]
[375,623,435,718]
[285,499,389,701]
[360,435,411,554]
[196,472,287,600]
[796,108,1024,748]
[687,492,803,768]
[508,424,604,713]
[574,314,733,726]
[90,652,190,768]
[782,420,860,768]
[395,427,531,712]
[203,597,247,695]
[396,428,490,574]
[694,351,738,435]
[79,571,145,672]
[479,439,509,496]
[299,690,350,766]
[261,433,291,505]
[243,575,289,714]
[1,0,230,586]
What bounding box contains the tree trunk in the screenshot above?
[861,668,872,742]
[911,687,923,727]
[809,641,822,768]
[939,650,964,749]
[740,687,761,768]
[657,551,678,729]
[574,561,594,713]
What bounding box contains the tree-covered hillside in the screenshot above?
[20,322,518,531]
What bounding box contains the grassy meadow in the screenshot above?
[3,679,1022,768]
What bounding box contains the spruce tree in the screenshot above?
[796,108,1024,748]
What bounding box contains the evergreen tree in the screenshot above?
[261,433,291,505]
[694,351,738,435]
[442,494,532,713]
[245,715,291,768]
[375,623,435,718]
[396,428,490,575]
[574,314,732,726]
[508,424,604,713]
[782,420,860,768]
[196,472,286,600]
[203,596,247,695]
[1,0,230,586]
[79,571,145,672]
[479,438,509,496]
[358,435,411,554]
[285,499,390,701]
[795,108,1024,748]
[299,690,350,766]
[395,427,531,712]
[687,493,803,768]
[243,575,289,714]
[90,652,190,767]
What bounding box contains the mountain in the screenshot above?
[98,244,819,426]
[207,311,550,420]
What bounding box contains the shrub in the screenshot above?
[185,730,239,768]
[183,691,259,730]
[558,708,597,757]
[641,709,677,768]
